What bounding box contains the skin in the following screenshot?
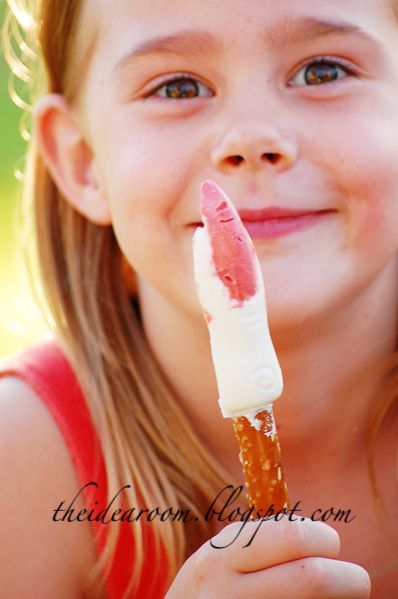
[32,0,398,595]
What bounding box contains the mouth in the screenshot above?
[191,207,337,240]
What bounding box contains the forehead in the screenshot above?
[87,0,395,59]
[80,0,397,89]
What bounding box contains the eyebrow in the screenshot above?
[113,30,220,75]
[263,15,380,47]
[113,16,381,76]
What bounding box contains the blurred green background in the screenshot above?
[0,0,48,358]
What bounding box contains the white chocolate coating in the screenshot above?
[193,226,283,418]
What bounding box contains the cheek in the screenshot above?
[316,112,398,259]
[350,187,398,276]
[102,116,205,222]
[347,149,398,258]
[97,125,197,287]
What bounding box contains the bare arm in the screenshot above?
[0,376,103,599]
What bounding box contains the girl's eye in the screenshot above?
[149,76,212,99]
[290,58,355,87]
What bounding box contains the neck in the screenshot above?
[137,257,398,486]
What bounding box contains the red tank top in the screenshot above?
[0,338,169,599]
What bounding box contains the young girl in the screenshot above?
[2,0,398,596]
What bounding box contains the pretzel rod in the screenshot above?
[233,406,289,514]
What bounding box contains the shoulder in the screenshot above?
[0,375,105,598]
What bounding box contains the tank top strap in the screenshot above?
[0,338,168,598]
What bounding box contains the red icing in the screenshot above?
[201,180,257,304]
[203,309,213,323]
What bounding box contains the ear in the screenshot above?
[33,94,111,226]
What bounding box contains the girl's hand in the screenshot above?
[165,518,371,598]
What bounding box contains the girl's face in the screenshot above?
[79,0,398,329]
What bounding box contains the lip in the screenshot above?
[191,207,337,239]
[239,208,337,239]
[238,207,330,220]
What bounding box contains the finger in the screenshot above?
[210,518,340,572]
[236,558,371,599]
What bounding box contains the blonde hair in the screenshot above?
[3,0,398,594]
[2,1,231,596]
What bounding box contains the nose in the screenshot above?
[210,122,298,173]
